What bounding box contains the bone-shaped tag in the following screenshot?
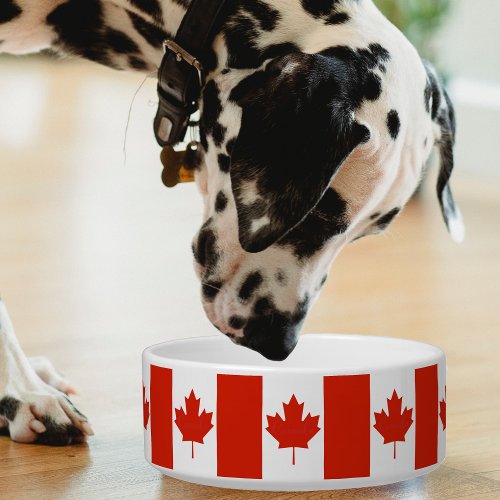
[160,143,197,187]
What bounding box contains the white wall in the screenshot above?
[435,0,500,178]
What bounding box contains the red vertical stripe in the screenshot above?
[415,364,438,469]
[324,375,371,479]
[150,365,173,469]
[217,374,262,479]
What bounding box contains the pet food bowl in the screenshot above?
[142,334,446,491]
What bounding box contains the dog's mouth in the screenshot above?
[199,275,310,361]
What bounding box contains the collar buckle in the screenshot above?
[163,40,204,86]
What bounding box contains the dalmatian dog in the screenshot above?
[0,0,463,445]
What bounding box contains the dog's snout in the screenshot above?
[236,298,304,361]
[239,319,300,361]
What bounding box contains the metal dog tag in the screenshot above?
[160,142,197,187]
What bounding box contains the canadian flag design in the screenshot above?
[144,363,446,481]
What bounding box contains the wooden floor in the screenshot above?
[0,57,499,499]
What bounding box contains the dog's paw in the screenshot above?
[28,356,77,395]
[0,392,93,445]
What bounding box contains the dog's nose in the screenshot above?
[238,307,301,361]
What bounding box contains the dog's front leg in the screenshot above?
[0,299,93,445]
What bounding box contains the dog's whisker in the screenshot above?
[123,70,156,167]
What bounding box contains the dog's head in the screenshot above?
[0,1,462,361]
[192,51,462,360]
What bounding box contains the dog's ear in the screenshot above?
[228,52,369,253]
[425,62,465,243]
[436,88,465,242]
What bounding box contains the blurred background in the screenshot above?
[0,1,499,497]
[377,0,500,178]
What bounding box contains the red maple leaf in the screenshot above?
[440,386,446,430]
[374,389,413,459]
[143,384,149,430]
[266,394,320,465]
[175,389,213,459]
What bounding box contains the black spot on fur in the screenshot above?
[47,0,114,67]
[201,80,226,148]
[375,207,400,229]
[105,28,140,55]
[364,73,382,101]
[370,212,381,220]
[301,0,351,25]
[212,124,226,147]
[279,188,350,258]
[127,10,171,48]
[238,271,263,302]
[275,269,288,286]
[0,0,21,24]
[215,191,228,213]
[36,416,84,446]
[326,12,350,25]
[386,109,401,140]
[301,0,338,18]
[223,13,260,69]
[47,0,142,69]
[202,281,222,301]
[128,55,148,70]
[319,275,328,287]
[0,396,20,421]
[320,43,390,108]
[129,0,163,22]
[240,0,281,31]
[222,3,298,69]
[194,222,219,271]
[321,43,391,70]
[229,315,247,329]
[322,44,389,104]
[218,154,231,173]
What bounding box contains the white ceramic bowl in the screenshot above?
[142,334,446,491]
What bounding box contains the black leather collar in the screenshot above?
[154,0,228,147]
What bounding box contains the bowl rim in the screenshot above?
[143,333,445,374]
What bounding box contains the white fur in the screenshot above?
[0,300,93,442]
